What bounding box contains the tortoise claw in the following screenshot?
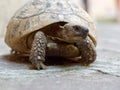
[36,61,47,70]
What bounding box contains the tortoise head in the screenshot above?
[59,23,89,43]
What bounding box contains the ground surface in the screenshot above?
[0,23,120,90]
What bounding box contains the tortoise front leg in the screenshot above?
[29,31,47,70]
[76,37,96,65]
[11,49,21,54]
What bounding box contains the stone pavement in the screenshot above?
[0,23,120,90]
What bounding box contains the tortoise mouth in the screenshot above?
[48,35,84,44]
[74,32,88,39]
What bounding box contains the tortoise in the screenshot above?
[5,0,97,70]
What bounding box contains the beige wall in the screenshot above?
[90,0,116,19]
[0,0,29,37]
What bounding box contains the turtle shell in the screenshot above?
[5,0,97,53]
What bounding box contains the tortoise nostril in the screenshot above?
[84,28,89,34]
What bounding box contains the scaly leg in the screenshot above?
[76,37,96,65]
[29,31,47,70]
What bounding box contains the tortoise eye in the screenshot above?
[73,25,80,31]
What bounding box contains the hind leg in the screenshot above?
[29,31,47,70]
[75,37,96,65]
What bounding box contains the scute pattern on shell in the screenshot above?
[5,0,96,52]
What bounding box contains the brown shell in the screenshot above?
[5,0,97,52]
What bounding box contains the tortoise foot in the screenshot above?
[29,31,47,70]
[76,37,96,65]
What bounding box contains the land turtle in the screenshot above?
[5,0,97,70]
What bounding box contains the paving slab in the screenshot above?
[0,23,120,90]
